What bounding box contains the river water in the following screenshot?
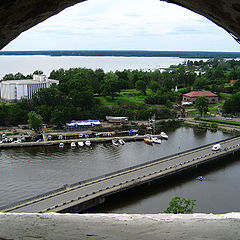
[0,126,238,214]
[0,55,240,214]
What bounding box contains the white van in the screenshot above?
[212,144,221,151]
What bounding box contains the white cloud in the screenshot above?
[2,0,240,51]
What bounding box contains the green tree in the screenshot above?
[149,80,159,93]
[50,108,69,128]
[101,72,120,99]
[195,96,208,117]
[164,196,196,214]
[33,70,43,75]
[223,92,240,114]
[8,103,28,125]
[28,111,43,131]
[0,103,8,126]
[35,105,53,124]
[135,80,147,95]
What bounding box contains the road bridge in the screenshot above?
[1,136,240,213]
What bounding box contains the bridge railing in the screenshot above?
[1,135,239,211]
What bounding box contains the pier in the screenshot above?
[0,134,157,148]
[1,136,240,213]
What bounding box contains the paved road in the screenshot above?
[4,136,240,213]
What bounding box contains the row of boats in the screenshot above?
[59,138,126,148]
[59,140,91,148]
[59,132,168,148]
[112,139,125,146]
[144,132,168,145]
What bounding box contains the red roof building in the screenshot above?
[182,91,218,104]
[230,80,238,85]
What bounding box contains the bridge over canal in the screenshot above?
[2,136,240,213]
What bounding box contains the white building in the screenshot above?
[0,74,59,103]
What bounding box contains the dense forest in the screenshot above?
[1,57,240,127]
[1,50,240,58]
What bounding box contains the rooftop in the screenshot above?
[2,78,58,84]
[183,91,218,98]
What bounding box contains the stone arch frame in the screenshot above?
[0,0,240,49]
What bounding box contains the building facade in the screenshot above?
[0,74,59,103]
[182,91,218,104]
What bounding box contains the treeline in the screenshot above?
[2,50,240,58]
[2,57,240,127]
[0,67,176,127]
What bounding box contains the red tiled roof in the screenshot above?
[183,91,218,98]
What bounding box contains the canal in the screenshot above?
[0,127,238,213]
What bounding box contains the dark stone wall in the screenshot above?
[0,0,86,49]
[164,0,240,43]
[0,0,240,49]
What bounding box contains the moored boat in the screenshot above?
[152,137,161,144]
[71,142,76,148]
[59,142,64,148]
[144,137,153,145]
[85,140,91,146]
[196,176,205,181]
[112,139,119,146]
[160,132,168,139]
[118,139,125,145]
[78,141,84,147]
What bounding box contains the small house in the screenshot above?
[182,91,218,104]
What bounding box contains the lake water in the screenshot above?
[0,55,207,78]
[0,126,237,214]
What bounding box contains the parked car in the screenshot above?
[226,117,232,120]
[178,117,184,121]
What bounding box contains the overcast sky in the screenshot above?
[3,0,240,51]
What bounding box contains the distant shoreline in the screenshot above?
[1,50,240,58]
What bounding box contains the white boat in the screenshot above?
[71,142,76,148]
[160,132,168,139]
[152,137,161,144]
[78,141,84,147]
[85,140,91,146]
[112,139,119,146]
[118,139,125,145]
[59,142,64,148]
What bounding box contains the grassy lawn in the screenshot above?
[197,118,240,126]
[219,93,232,99]
[95,89,146,106]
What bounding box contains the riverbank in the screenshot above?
[184,119,240,134]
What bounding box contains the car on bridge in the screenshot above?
[212,144,221,151]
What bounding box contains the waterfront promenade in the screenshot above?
[2,135,240,213]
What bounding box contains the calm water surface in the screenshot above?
[0,55,207,78]
[0,127,237,213]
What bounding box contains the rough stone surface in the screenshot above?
[1,0,240,49]
[0,0,86,49]
[0,213,240,239]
